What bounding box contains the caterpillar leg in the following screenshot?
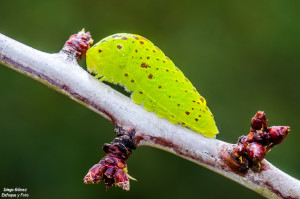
[131,90,168,118]
[144,97,177,123]
[155,104,168,118]
[143,98,157,112]
[131,86,180,124]
[167,115,178,124]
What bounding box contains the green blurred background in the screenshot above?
[1,1,299,198]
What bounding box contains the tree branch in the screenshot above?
[0,32,299,199]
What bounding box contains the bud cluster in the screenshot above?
[84,129,136,190]
[61,29,93,61]
[234,111,290,170]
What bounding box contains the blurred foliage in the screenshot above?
[0,0,299,198]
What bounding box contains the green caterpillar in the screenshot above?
[86,33,218,138]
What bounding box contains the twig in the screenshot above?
[0,31,299,199]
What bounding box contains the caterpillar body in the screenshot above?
[86,33,218,138]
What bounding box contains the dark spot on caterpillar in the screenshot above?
[117,45,122,49]
[140,57,142,59]
[168,96,171,98]
[132,41,135,43]
[185,111,190,115]
[199,115,202,117]
[156,68,159,70]
[200,97,204,103]
[98,49,102,53]
[172,115,174,117]
[139,91,143,94]
[148,74,153,79]
[158,85,162,89]
[147,56,150,59]
[176,80,178,82]
[166,69,169,72]
[193,100,196,103]
[185,90,187,92]
[141,63,150,68]
[163,60,165,63]
[140,41,144,44]
[182,122,186,125]
[156,58,159,61]
[192,108,194,110]
[132,56,134,59]
[177,104,180,106]
[203,110,206,113]
[195,118,198,121]
[121,37,127,40]
[185,78,188,82]
[135,49,138,53]
[124,73,128,77]
[133,35,139,40]
[153,50,156,53]
[197,102,200,104]
[146,48,149,51]
[131,79,135,83]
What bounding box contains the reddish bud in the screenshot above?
[268,126,290,145]
[114,169,130,190]
[84,156,131,190]
[252,131,263,143]
[246,143,265,163]
[84,129,136,190]
[251,111,268,130]
[234,144,245,157]
[61,29,93,61]
[234,112,290,170]
[104,166,116,179]
[84,163,106,184]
